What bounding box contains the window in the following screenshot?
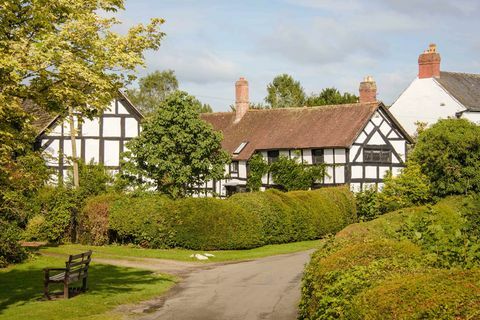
[363,146,391,163]
[267,150,279,164]
[234,141,248,155]
[312,149,324,164]
[230,161,239,174]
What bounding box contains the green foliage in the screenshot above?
[411,118,480,196]
[231,187,356,244]
[23,162,113,243]
[355,162,433,221]
[78,193,120,246]
[173,197,264,250]
[246,153,270,191]
[0,220,27,267]
[108,193,177,248]
[305,87,358,107]
[397,196,480,269]
[265,74,306,108]
[127,70,179,115]
[246,154,328,192]
[0,102,50,225]
[121,91,230,198]
[270,156,327,191]
[299,196,480,320]
[82,187,356,250]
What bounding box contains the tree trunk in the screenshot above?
[68,106,80,188]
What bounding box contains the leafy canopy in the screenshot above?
[127,70,213,116]
[127,70,179,115]
[305,87,358,106]
[265,74,306,108]
[121,91,230,198]
[411,118,480,196]
[1,0,164,115]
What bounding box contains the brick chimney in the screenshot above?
[418,43,441,79]
[234,77,249,123]
[359,76,377,103]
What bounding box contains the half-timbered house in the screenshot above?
[200,77,413,197]
[27,91,142,180]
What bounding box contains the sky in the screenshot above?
[117,0,480,111]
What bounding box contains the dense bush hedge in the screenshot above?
[80,186,356,250]
[299,195,480,319]
[0,220,27,267]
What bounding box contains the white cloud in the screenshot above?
[146,47,238,84]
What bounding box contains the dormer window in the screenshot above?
[234,141,248,155]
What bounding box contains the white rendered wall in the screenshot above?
[463,112,480,124]
[390,78,466,136]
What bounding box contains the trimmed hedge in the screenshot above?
[299,195,480,319]
[80,186,356,250]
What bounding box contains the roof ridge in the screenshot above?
[245,102,379,112]
[441,71,480,77]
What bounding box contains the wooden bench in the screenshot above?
[43,251,92,299]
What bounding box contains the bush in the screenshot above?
[355,162,433,221]
[299,195,480,320]
[108,193,177,248]
[78,194,120,245]
[173,197,264,250]
[81,186,356,250]
[23,215,47,241]
[0,220,27,267]
[411,118,480,197]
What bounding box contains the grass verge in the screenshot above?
[0,255,175,320]
[40,239,322,263]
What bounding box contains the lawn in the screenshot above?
[40,239,323,262]
[0,255,176,320]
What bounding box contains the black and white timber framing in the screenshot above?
[193,106,411,197]
[35,91,142,181]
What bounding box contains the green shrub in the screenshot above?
[411,118,480,197]
[23,215,46,241]
[229,187,356,245]
[78,194,120,245]
[355,162,434,221]
[299,195,480,320]
[173,197,264,250]
[82,186,356,250]
[108,193,177,248]
[0,220,27,267]
[355,269,480,319]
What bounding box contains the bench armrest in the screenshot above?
[44,268,67,277]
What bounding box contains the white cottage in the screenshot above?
[200,77,413,197]
[390,43,480,136]
[28,91,142,179]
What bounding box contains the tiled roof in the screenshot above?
[22,99,58,135]
[201,102,383,160]
[437,71,480,112]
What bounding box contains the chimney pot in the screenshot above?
[359,76,377,103]
[418,43,441,79]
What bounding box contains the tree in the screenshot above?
[126,70,179,115]
[265,74,306,108]
[411,118,480,197]
[121,91,230,198]
[0,0,165,188]
[305,88,358,107]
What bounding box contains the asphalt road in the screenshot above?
[136,250,314,320]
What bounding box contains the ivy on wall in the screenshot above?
[246,153,328,192]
